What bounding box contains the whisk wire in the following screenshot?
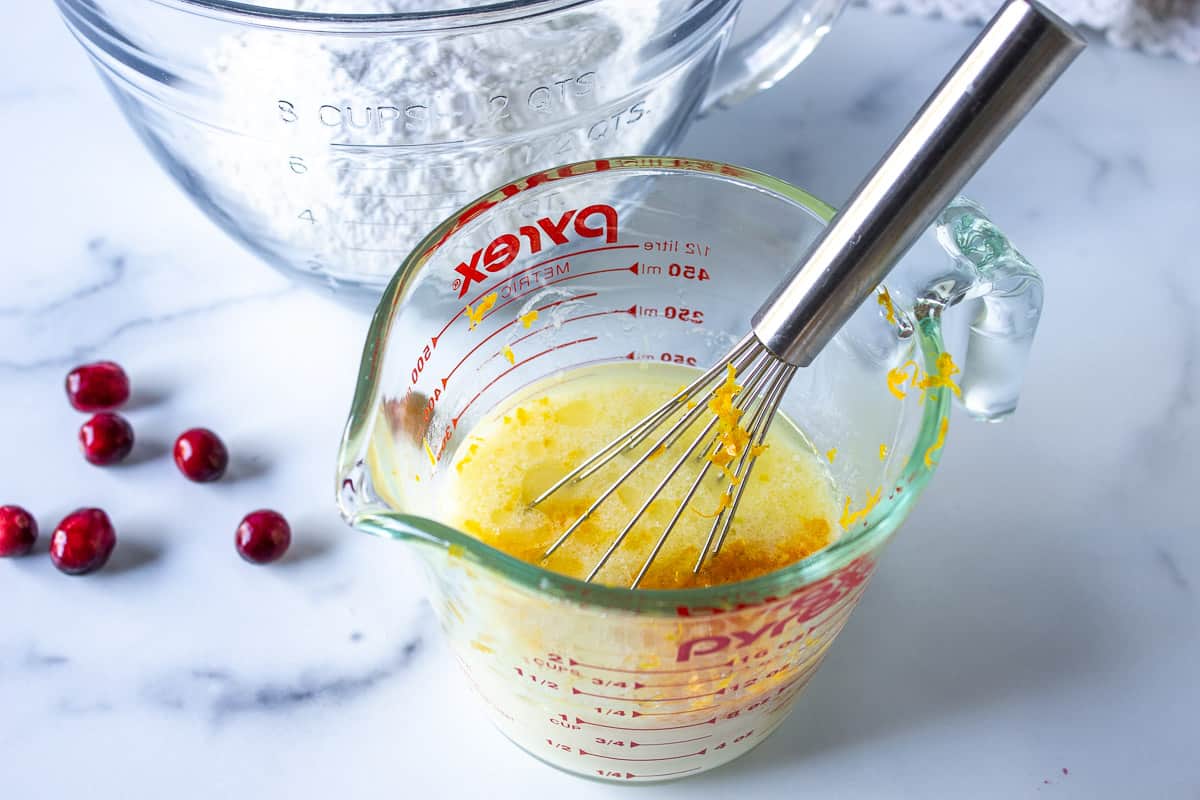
[708,363,796,564]
[531,334,757,506]
[582,356,778,583]
[692,357,792,572]
[632,353,787,588]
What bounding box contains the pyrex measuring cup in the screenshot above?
[336,157,1044,781]
[57,0,846,292]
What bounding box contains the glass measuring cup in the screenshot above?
[336,157,1044,781]
[57,0,845,293]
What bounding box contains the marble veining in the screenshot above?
[1,2,1197,798]
[1036,115,1155,198]
[144,633,424,721]
[0,239,131,324]
[1155,546,1191,592]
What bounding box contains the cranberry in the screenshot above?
[236,510,291,564]
[65,361,130,411]
[173,428,229,482]
[79,412,135,465]
[0,505,38,557]
[50,508,116,575]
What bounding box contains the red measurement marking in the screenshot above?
[507,306,627,351]
[485,274,602,319]
[441,291,599,386]
[572,688,629,700]
[450,336,598,427]
[633,707,722,718]
[630,735,711,748]
[435,245,638,341]
[639,678,722,689]
[765,691,804,718]
[579,747,707,762]
[650,688,727,701]
[756,679,814,718]
[561,306,637,325]
[437,263,630,347]
[569,658,734,675]
[628,768,703,779]
[442,319,517,386]
[519,264,636,301]
[573,686,727,701]
[576,716,717,732]
[771,671,809,697]
[536,291,599,313]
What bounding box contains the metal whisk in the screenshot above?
[535,0,1085,588]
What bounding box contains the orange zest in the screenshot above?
[465,292,498,330]
[924,417,949,468]
[919,352,962,399]
[839,487,882,529]
[887,360,921,399]
[712,461,741,486]
[877,288,897,325]
[455,443,480,474]
[887,353,962,401]
[694,492,732,519]
[706,364,750,469]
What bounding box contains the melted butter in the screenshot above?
[440,362,841,589]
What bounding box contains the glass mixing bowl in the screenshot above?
[56,0,846,293]
[336,157,1044,781]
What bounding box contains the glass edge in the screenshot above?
[137,0,604,29]
[336,155,950,615]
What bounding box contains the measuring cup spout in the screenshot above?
[337,456,460,557]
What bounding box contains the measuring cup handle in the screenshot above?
[700,0,849,114]
[921,198,1045,421]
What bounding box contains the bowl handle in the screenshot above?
[701,0,849,113]
[917,198,1045,422]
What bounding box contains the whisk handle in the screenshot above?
[751,0,1085,367]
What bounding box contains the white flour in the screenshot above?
[188,0,675,285]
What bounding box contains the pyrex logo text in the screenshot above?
[672,556,875,662]
[453,205,618,297]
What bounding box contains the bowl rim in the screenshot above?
[142,0,624,29]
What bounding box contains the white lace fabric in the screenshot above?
[856,0,1200,63]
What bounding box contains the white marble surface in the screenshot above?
[2,3,1197,798]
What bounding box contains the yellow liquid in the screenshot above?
[441,362,840,589]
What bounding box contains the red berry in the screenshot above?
[173,428,229,482]
[79,413,135,465]
[50,508,116,575]
[0,505,38,557]
[65,361,130,411]
[236,510,291,564]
